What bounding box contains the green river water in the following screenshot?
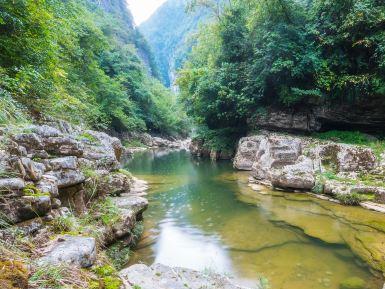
[124,149,385,289]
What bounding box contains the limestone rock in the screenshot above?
[29,124,61,138]
[337,145,376,172]
[0,195,51,224]
[252,135,302,181]
[48,156,78,171]
[81,130,123,162]
[38,235,96,268]
[18,157,45,181]
[100,171,132,196]
[233,136,264,170]
[43,136,84,157]
[47,170,85,188]
[12,133,43,151]
[119,263,252,289]
[36,175,59,198]
[0,178,25,191]
[189,139,210,157]
[250,109,321,132]
[270,156,315,190]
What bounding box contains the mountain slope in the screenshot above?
[140,0,209,87]
[0,0,187,135]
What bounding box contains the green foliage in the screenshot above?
[178,0,385,141]
[50,215,77,233]
[314,130,385,157]
[122,139,146,148]
[140,0,209,86]
[89,197,120,226]
[335,193,366,206]
[106,241,132,270]
[0,0,187,136]
[313,131,370,145]
[193,126,243,151]
[93,265,122,289]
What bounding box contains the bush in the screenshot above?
[313,131,371,145]
[335,193,366,206]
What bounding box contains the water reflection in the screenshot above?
[154,220,233,274]
[125,150,383,289]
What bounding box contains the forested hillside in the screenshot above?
[140,0,209,87]
[0,0,187,136]
[178,0,385,148]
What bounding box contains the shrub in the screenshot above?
[335,193,366,206]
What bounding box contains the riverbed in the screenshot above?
[124,149,384,289]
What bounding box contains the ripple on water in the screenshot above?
[126,150,384,289]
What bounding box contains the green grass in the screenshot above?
[22,184,50,197]
[313,130,385,158]
[106,241,132,270]
[335,193,367,206]
[122,139,146,148]
[75,132,99,144]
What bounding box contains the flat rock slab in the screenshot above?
[38,235,96,268]
[119,263,253,289]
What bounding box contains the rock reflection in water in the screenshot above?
[154,220,232,274]
[125,150,384,289]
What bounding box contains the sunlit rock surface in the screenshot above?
[120,263,253,289]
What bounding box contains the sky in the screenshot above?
[126,0,167,25]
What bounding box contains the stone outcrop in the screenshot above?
[189,139,234,160]
[0,122,129,224]
[119,263,253,289]
[0,121,151,289]
[38,235,96,268]
[123,132,191,150]
[249,102,385,133]
[234,131,385,208]
[233,136,264,170]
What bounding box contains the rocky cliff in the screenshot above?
[234,131,385,212]
[249,100,385,133]
[0,121,148,287]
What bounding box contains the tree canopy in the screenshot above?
[0,0,188,136]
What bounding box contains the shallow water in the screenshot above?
[124,149,384,289]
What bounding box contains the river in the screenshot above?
[124,149,384,289]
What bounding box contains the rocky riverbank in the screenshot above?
[0,121,249,289]
[0,120,150,288]
[233,131,385,212]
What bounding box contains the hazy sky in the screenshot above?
[127,0,167,25]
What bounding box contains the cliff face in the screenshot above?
[249,98,385,134]
[140,0,209,87]
[91,0,159,78]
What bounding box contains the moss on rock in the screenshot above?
[0,260,28,289]
[339,277,365,289]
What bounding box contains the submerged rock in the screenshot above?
[339,277,365,289]
[119,263,252,289]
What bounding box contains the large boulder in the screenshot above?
[0,178,25,192]
[233,136,264,170]
[270,156,315,190]
[11,133,43,151]
[81,130,123,162]
[119,263,252,289]
[109,195,148,242]
[36,175,59,198]
[38,235,96,268]
[48,156,78,171]
[337,145,376,172]
[0,195,51,224]
[11,157,46,181]
[43,136,84,157]
[252,135,302,181]
[46,170,85,189]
